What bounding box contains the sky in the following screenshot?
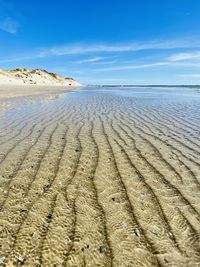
[1,0,200,85]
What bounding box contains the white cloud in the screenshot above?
[91,60,117,65]
[93,62,169,72]
[92,60,200,72]
[78,56,118,65]
[167,51,200,61]
[171,62,200,67]
[38,39,200,57]
[0,17,19,34]
[78,57,104,64]
[2,38,200,70]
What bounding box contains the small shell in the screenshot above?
[0,256,5,264]
[99,246,107,253]
[134,227,141,237]
[138,175,145,181]
[17,256,24,264]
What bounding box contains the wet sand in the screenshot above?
[0,85,77,100]
[0,86,199,266]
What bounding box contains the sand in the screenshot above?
[0,86,199,267]
[0,85,79,100]
[0,69,81,87]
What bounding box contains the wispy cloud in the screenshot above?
[93,62,169,71]
[92,61,200,72]
[1,38,200,64]
[167,51,200,61]
[90,60,117,65]
[38,38,200,57]
[174,62,200,67]
[2,38,200,71]
[78,57,104,64]
[77,56,118,65]
[0,17,19,34]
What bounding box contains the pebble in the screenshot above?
[0,256,5,264]
[150,229,157,235]
[168,231,173,238]
[99,246,107,253]
[43,185,49,193]
[17,256,24,264]
[164,258,169,263]
[138,175,145,181]
[63,251,68,256]
[122,222,128,229]
[47,213,52,219]
[134,227,141,237]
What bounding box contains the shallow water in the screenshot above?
[79,86,200,100]
[0,86,199,267]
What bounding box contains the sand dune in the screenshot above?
[0,87,199,266]
[0,68,81,87]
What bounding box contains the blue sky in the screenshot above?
[1,0,200,84]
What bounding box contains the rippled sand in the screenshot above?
[0,86,199,267]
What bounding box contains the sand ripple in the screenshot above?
[0,87,199,266]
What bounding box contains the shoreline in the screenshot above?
[0,84,81,100]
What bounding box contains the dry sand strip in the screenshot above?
[0,85,78,100]
[0,87,199,267]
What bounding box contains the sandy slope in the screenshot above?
[0,69,81,100]
[0,68,81,87]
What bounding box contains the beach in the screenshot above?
[0,86,199,266]
[0,85,77,100]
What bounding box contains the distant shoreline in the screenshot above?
[90,84,200,88]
